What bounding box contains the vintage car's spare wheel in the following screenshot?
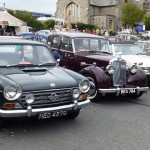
[85,76,98,101]
[66,109,81,119]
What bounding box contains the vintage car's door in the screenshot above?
[59,36,79,71]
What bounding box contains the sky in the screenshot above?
[0,0,58,15]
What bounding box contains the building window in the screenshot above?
[65,2,79,22]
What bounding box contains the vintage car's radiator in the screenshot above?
[112,58,126,87]
[19,88,74,108]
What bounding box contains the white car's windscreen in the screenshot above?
[113,45,143,55]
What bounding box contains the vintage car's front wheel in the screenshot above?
[127,92,144,99]
[66,109,81,119]
[84,75,99,101]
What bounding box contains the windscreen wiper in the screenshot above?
[38,62,56,67]
[7,63,36,68]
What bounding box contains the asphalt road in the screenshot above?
[1,90,150,150]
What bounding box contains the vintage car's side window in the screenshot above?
[51,36,60,49]
[60,37,73,52]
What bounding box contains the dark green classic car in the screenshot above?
[0,38,90,126]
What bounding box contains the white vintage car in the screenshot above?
[108,43,150,85]
[137,40,150,54]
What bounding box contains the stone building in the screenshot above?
[55,0,145,31]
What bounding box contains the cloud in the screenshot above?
[0,0,58,14]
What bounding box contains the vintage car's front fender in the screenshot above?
[127,67,148,87]
[79,66,111,88]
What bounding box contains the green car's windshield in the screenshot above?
[0,44,56,67]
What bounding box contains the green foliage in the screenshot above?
[120,2,146,27]
[71,22,100,32]
[144,16,150,30]
[7,9,44,30]
[43,19,55,29]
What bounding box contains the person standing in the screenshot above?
[0,25,4,36]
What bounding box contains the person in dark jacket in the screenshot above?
[0,25,4,36]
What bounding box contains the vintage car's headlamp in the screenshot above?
[4,85,22,101]
[106,65,115,74]
[25,94,35,104]
[79,80,90,93]
[130,64,137,74]
[73,89,81,99]
[142,67,150,74]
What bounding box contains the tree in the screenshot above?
[120,2,146,28]
[8,9,44,30]
[144,16,150,30]
[43,19,55,29]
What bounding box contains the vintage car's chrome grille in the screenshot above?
[19,88,74,108]
[112,59,126,87]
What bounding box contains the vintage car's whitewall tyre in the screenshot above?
[127,92,144,99]
[66,109,81,119]
[84,75,100,102]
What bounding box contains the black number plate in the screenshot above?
[38,110,67,119]
[121,89,136,94]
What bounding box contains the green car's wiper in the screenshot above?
[7,63,36,68]
[38,62,56,67]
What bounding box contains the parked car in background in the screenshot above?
[141,31,150,38]
[0,38,90,126]
[18,32,48,44]
[109,43,150,85]
[105,36,123,45]
[137,35,149,41]
[137,40,150,55]
[38,30,51,35]
[18,32,35,40]
[117,34,138,43]
[47,32,149,101]
[118,29,132,34]
[15,26,33,35]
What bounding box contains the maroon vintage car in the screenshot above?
[47,32,149,101]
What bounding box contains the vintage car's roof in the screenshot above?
[0,37,44,45]
[49,31,105,39]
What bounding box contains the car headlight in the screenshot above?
[4,85,22,101]
[130,64,137,74]
[73,89,81,99]
[106,65,115,74]
[26,94,35,104]
[79,80,90,93]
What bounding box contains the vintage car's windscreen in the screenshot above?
[0,44,55,66]
[137,42,144,50]
[73,38,108,52]
[113,44,143,56]
[140,42,150,53]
